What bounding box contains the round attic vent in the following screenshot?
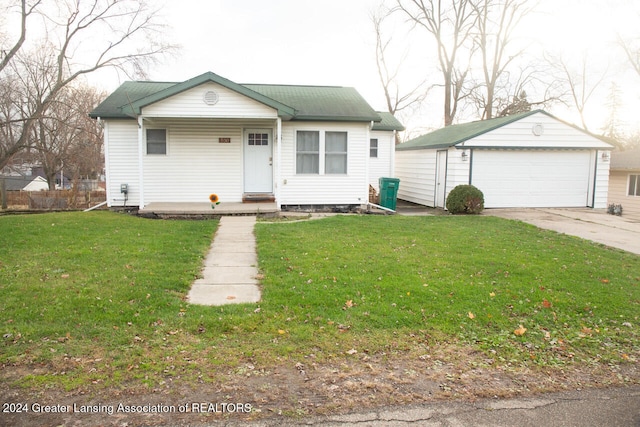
[203,90,219,106]
[532,123,544,136]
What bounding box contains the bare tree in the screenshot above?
[373,5,431,142]
[470,0,533,119]
[619,34,640,78]
[0,0,175,171]
[548,53,609,131]
[395,0,478,126]
[0,0,43,73]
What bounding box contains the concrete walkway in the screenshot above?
[187,216,261,306]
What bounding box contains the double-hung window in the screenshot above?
[370,138,378,158]
[296,130,348,175]
[296,131,320,174]
[146,129,167,155]
[325,132,347,174]
[629,174,640,196]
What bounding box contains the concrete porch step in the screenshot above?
[242,193,276,203]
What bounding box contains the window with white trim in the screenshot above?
[296,131,320,174]
[325,132,347,174]
[146,128,167,155]
[370,138,378,158]
[295,130,349,175]
[629,174,640,196]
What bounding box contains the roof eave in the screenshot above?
[292,115,381,122]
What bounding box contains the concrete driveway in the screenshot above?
[484,208,640,255]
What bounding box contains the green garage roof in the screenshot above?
[396,111,541,151]
[90,71,387,124]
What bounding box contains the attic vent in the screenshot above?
[203,90,219,106]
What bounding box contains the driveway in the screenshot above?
[484,208,640,255]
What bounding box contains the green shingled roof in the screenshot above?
[244,84,380,122]
[89,81,174,119]
[396,110,541,151]
[372,112,405,131]
[90,71,386,123]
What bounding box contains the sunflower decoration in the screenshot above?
[209,193,221,209]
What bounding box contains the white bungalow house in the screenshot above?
[395,110,613,209]
[89,72,403,212]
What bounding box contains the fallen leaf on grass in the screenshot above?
[513,325,527,336]
[61,274,70,279]
[601,279,610,284]
[277,329,286,335]
[346,349,358,355]
[581,326,593,336]
[542,299,552,308]
[489,292,496,297]
[468,312,475,319]
[344,300,354,308]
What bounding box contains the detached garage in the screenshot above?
[395,110,613,209]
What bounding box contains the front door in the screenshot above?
[244,129,273,193]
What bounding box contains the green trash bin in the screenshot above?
[378,177,400,210]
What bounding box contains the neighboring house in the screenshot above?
[608,147,640,221]
[395,110,613,209]
[89,71,403,210]
[2,175,49,191]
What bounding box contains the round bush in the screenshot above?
[446,185,485,214]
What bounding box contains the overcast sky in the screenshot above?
[93,0,640,136]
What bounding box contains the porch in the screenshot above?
[138,202,278,218]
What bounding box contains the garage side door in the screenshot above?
[471,150,593,208]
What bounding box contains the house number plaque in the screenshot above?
[218,138,231,143]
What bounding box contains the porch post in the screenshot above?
[137,116,145,209]
[276,117,282,209]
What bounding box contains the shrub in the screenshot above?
[446,185,485,214]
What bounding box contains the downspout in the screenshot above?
[390,130,396,176]
[365,121,373,207]
[137,116,145,209]
[276,117,282,209]
[591,150,599,208]
[367,201,396,213]
[101,118,112,208]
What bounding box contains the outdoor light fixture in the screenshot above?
[602,151,610,162]
[461,150,468,161]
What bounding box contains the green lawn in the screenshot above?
[1,212,638,391]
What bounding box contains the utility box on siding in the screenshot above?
[379,177,400,210]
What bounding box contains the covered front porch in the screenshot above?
[139,201,278,218]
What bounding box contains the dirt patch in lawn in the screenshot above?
[1,344,638,427]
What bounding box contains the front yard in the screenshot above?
[0,212,638,425]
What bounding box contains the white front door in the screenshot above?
[244,129,273,193]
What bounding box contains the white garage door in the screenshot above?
[471,150,594,208]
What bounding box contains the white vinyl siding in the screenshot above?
[103,120,140,207]
[140,119,279,204]
[280,122,369,205]
[462,113,612,150]
[369,130,395,189]
[395,149,437,206]
[141,82,278,119]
